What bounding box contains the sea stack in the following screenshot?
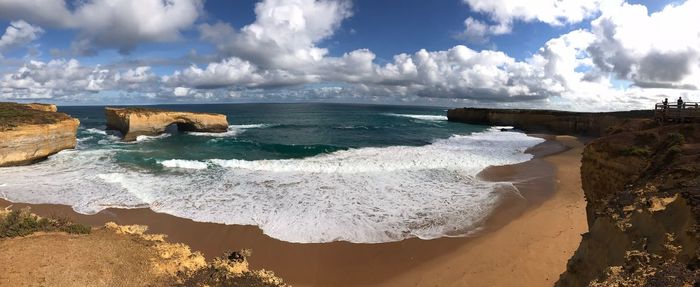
[0,102,80,167]
[105,107,228,141]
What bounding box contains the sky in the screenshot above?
[0,0,698,110]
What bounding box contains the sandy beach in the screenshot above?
[0,135,587,286]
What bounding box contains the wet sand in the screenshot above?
[0,135,587,286]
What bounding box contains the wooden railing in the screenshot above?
[654,102,700,122]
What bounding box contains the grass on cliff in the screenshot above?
[0,208,91,238]
[0,102,70,131]
[620,146,651,157]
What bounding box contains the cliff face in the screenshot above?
[23,103,57,112]
[0,103,79,167]
[556,123,700,286]
[446,107,699,285]
[447,108,654,137]
[105,107,228,141]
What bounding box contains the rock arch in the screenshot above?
[105,107,228,141]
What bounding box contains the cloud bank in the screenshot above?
[0,0,698,110]
[0,0,203,54]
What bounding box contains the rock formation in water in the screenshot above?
[104,107,228,141]
[447,107,653,137]
[447,107,699,285]
[0,102,79,167]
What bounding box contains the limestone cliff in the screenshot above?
[24,103,57,112]
[0,103,79,167]
[446,107,699,285]
[556,123,700,286]
[105,107,228,141]
[447,107,653,137]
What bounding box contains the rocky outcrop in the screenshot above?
[105,107,228,141]
[0,103,79,167]
[556,123,700,286]
[24,103,57,112]
[446,107,699,285]
[447,107,654,137]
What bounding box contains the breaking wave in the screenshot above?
[0,128,543,243]
[385,113,448,121]
[188,124,271,137]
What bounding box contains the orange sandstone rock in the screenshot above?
[105,107,228,141]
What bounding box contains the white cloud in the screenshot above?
[0,0,73,27]
[199,0,352,70]
[163,57,316,89]
[0,20,44,54]
[588,0,700,89]
[2,0,699,110]
[0,0,203,54]
[459,17,511,42]
[460,0,602,40]
[0,59,160,100]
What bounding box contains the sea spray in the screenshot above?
[0,128,543,243]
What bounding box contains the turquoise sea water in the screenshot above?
[70,103,481,167]
[0,103,543,243]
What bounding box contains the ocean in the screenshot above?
[0,103,543,243]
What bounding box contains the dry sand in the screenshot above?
[0,135,587,286]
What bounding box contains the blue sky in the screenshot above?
[0,0,697,110]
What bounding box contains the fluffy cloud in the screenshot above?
[199,0,352,70]
[1,0,699,110]
[0,0,203,54]
[0,20,43,54]
[460,0,602,41]
[588,0,700,89]
[163,57,316,89]
[0,0,73,27]
[0,59,159,99]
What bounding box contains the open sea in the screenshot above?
[0,103,543,243]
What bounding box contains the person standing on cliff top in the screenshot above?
[663,98,669,109]
[678,97,684,108]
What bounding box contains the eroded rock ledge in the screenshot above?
[0,102,79,167]
[105,107,228,141]
[446,107,699,285]
[555,123,700,286]
[447,107,653,137]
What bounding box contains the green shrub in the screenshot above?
[61,223,92,235]
[620,146,651,157]
[666,132,685,146]
[0,208,91,238]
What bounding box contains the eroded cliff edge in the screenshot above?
[555,123,700,286]
[448,107,699,285]
[105,107,228,141]
[447,107,653,137]
[0,102,79,167]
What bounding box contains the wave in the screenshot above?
[84,128,107,135]
[188,124,271,137]
[160,159,209,169]
[135,133,171,142]
[385,113,448,121]
[0,128,543,244]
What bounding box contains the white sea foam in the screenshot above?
[0,128,543,243]
[135,133,171,142]
[490,126,515,131]
[161,159,209,169]
[188,124,270,137]
[84,128,107,135]
[385,113,448,121]
[77,136,94,143]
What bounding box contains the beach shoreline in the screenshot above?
[0,134,587,286]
